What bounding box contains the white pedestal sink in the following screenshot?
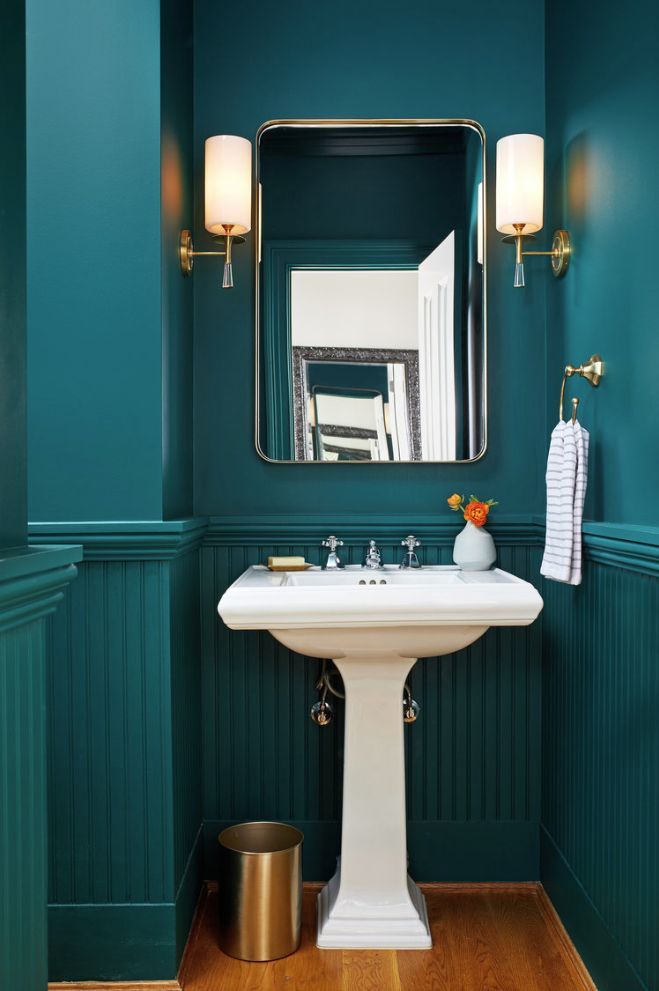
[218,564,543,949]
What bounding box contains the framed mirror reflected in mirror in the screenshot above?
[255,119,486,463]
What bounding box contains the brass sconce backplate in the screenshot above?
[179,229,195,275]
[550,229,571,277]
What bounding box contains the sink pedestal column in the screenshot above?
[316,653,431,949]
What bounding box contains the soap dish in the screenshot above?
[267,563,313,572]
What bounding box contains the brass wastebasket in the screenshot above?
[217,821,303,961]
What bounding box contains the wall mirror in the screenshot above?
[255,119,486,463]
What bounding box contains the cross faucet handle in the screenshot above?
[401,535,421,551]
[322,535,344,551]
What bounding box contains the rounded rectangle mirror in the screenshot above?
[255,119,486,463]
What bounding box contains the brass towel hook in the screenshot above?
[559,354,604,420]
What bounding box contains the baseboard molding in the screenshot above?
[176,882,209,988]
[174,827,204,965]
[535,883,597,991]
[204,818,539,883]
[48,983,180,991]
[48,903,177,983]
[541,827,647,991]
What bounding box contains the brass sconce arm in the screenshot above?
[502,227,571,287]
[179,227,246,288]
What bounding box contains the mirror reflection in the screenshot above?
[256,121,486,462]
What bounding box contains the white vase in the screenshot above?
[453,520,496,571]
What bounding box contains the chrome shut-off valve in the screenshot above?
[310,699,334,726]
[403,683,420,723]
[310,659,344,726]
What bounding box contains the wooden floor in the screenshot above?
[179,882,596,991]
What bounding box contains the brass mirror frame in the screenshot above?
[254,118,488,465]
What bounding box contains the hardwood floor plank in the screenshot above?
[178,883,597,991]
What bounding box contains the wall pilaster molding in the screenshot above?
[0,545,81,632]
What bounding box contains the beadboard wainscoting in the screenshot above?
[30,522,205,983]
[540,528,659,991]
[0,547,80,991]
[28,517,659,989]
[201,518,544,883]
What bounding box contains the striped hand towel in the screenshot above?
[541,418,589,585]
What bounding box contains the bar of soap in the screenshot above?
[267,556,307,568]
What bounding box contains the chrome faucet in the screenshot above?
[363,539,383,570]
[400,535,421,569]
[321,535,345,570]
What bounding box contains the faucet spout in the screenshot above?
[321,535,345,570]
[363,540,383,570]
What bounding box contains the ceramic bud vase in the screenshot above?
[453,520,496,571]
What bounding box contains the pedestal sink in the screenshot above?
[218,564,543,949]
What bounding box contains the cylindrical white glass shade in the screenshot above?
[496,134,544,235]
[205,135,252,236]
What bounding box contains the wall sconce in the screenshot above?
[496,133,571,287]
[179,134,252,288]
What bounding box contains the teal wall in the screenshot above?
[0,0,27,548]
[25,0,202,980]
[161,0,194,518]
[0,7,81,989]
[541,2,659,989]
[27,0,194,522]
[544,0,659,523]
[193,0,549,517]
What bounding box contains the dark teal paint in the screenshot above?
[541,556,659,991]
[49,903,177,982]
[541,3,659,989]
[27,0,195,523]
[0,0,26,548]
[193,0,548,517]
[261,144,468,241]
[541,829,647,991]
[41,529,203,981]
[204,820,539,886]
[544,0,659,524]
[0,619,48,991]
[0,8,83,989]
[161,0,194,519]
[0,548,80,991]
[170,548,203,952]
[27,0,163,521]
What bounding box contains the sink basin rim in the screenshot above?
[218,565,544,630]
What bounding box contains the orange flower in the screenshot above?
[447,493,463,510]
[464,500,490,527]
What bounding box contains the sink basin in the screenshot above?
[218,563,543,950]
